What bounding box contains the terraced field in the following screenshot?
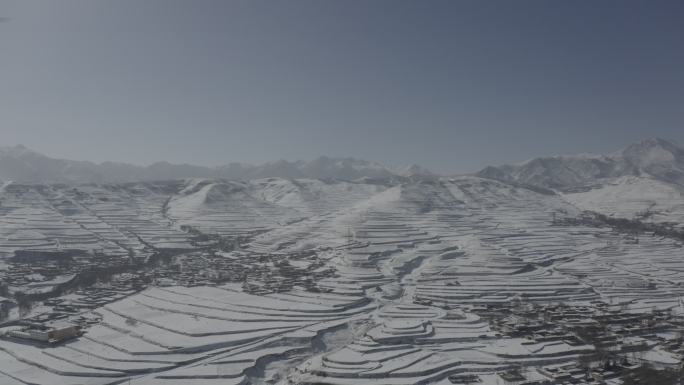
[1,175,684,384]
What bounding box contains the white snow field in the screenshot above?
[1,173,683,384]
[1,140,684,384]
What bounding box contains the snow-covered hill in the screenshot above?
[477,138,684,221]
[477,138,684,189]
[3,148,684,384]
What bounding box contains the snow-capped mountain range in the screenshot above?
[0,145,412,183]
[2,138,683,190]
[477,138,684,190]
[473,138,684,223]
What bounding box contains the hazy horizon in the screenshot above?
[1,0,683,173]
[2,136,683,176]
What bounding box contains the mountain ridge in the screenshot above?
[476,138,684,190]
[3,138,683,186]
[0,145,430,183]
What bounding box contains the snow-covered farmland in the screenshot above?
[1,174,684,384]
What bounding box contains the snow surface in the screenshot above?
[1,139,684,384]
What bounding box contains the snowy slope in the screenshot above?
[478,138,684,189]
[2,167,684,384]
[560,175,684,222]
[477,138,684,221]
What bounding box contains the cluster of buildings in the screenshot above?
[6,321,80,344]
[467,300,684,384]
[1,273,144,344]
[0,249,132,297]
[240,251,336,295]
[152,251,250,287]
[3,244,338,330]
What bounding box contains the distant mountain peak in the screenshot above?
[618,137,683,166]
[628,137,680,148]
[398,164,435,177]
[477,137,684,190]
[0,144,37,156]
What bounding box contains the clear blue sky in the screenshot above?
[1,0,682,172]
